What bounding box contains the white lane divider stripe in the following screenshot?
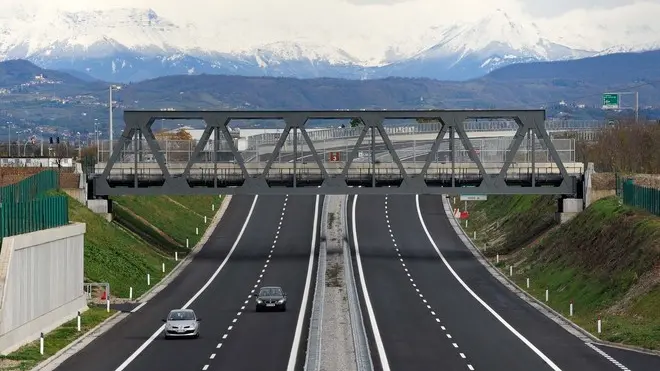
[114,195,260,371]
[352,195,391,371]
[286,195,321,371]
[386,196,475,369]
[211,196,291,366]
[415,194,562,371]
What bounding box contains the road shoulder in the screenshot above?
[29,195,234,371]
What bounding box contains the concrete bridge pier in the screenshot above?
[554,163,591,224]
[555,196,584,223]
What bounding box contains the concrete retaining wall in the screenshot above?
[0,223,88,354]
[63,188,86,205]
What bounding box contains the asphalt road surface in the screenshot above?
[57,194,321,371]
[349,194,660,371]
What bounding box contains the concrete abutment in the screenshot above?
[0,223,87,355]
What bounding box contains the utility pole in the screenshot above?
[109,85,122,159]
[109,85,113,158]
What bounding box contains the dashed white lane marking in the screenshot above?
[415,195,566,371]
[202,365,209,370]
[113,196,260,371]
[585,343,631,371]
[203,195,290,370]
[384,195,475,369]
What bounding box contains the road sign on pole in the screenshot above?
[602,93,619,109]
[460,195,487,201]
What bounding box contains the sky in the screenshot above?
[0,0,657,61]
[0,0,647,19]
[345,0,639,17]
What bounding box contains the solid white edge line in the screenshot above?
[351,195,391,371]
[286,195,321,371]
[114,195,260,371]
[130,302,148,313]
[414,195,562,371]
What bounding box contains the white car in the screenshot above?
[162,309,201,339]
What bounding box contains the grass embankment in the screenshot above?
[112,195,220,249]
[0,308,116,371]
[452,195,660,350]
[0,194,224,370]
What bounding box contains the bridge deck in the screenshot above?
[91,162,583,196]
[92,109,581,196]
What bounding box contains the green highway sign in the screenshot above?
[602,93,619,109]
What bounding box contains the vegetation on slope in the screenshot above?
[111,195,219,248]
[1,193,224,370]
[0,307,116,371]
[454,195,660,350]
[68,195,170,299]
[575,119,660,174]
[448,120,660,350]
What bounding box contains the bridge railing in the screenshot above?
[94,136,576,166]
[244,119,605,148]
[92,120,601,163]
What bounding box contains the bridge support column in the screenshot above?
[555,196,583,224]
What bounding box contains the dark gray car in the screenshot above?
[256,286,287,312]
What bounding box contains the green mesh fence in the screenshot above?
[615,173,660,216]
[0,170,69,240]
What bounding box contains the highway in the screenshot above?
[56,194,321,371]
[349,194,656,371]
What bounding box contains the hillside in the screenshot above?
[1,50,660,135]
[452,195,660,350]
[71,194,221,299]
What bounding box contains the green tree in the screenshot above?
[350,118,363,127]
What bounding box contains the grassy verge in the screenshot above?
[68,195,171,299]
[0,307,116,371]
[451,195,660,350]
[8,194,226,370]
[112,196,219,247]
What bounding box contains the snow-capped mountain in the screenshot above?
[372,9,594,80]
[0,5,658,82]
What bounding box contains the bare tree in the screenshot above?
[577,117,660,174]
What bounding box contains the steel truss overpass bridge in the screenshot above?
[89,109,584,197]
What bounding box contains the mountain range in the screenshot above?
[1,49,659,138]
[1,4,659,83]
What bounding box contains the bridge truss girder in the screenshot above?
[92,110,577,196]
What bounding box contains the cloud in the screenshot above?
[0,0,657,61]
